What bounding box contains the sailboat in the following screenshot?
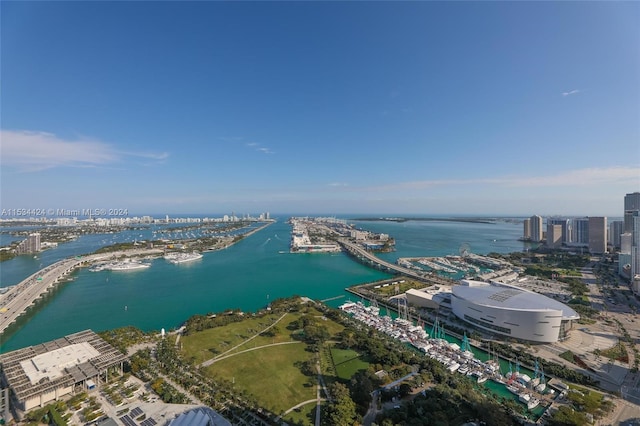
[534,361,546,392]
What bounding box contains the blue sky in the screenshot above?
[1,1,639,217]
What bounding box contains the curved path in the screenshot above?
[199,312,289,368]
[201,341,302,366]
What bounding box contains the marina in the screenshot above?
[339,300,550,416]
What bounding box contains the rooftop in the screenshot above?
[0,329,127,401]
[453,280,580,320]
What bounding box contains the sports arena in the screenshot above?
[450,280,579,343]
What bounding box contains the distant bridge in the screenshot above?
[337,239,452,286]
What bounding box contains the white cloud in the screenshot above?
[502,167,639,187]
[364,166,640,193]
[242,141,274,154]
[0,129,168,171]
[328,182,349,187]
[562,89,581,97]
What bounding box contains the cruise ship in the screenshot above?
[164,252,203,264]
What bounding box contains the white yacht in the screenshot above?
[107,260,151,271]
[164,252,203,264]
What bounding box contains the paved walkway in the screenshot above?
[273,363,328,425]
[199,312,290,368]
[201,341,302,365]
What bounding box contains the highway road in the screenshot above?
[0,249,163,335]
[338,239,453,286]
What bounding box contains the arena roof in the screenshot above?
[452,280,579,320]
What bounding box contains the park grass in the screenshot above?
[330,347,370,380]
[181,313,292,364]
[181,305,347,416]
[204,343,315,415]
[181,307,345,365]
[282,401,317,426]
[335,356,370,380]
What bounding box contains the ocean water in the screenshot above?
[0,217,528,351]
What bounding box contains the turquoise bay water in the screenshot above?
[1,217,527,351]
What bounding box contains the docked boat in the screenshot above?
[506,384,520,395]
[518,393,540,410]
[107,260,150,271]
[477,374,488,384]
[164,252,203,264]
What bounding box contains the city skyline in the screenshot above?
[1,2,639,216]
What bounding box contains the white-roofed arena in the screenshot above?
[451,280,579,343]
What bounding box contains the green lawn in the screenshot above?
[282,401,318,426]
[205,343,315,414]
[181,313,291,364]
[181,306,346,417]
[331,347,369,380]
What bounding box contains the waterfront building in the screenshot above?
[15,233,41,255]
[530,215,543,242]
[588,217,607,254]
[0,330,126,413]
[405,285,453,311]
[546,224,563,249]
[450,280,579,343]
[522,218,531,240]
[547,218,571,244]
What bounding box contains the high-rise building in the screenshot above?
[624,192,640,232]
[548,218,571,243]
[522,218,531,240]
[546,224,563,249]
[16,233,41,255]
[571,218,589,245]
[530,215,543,242]
[588,217,607,254]
[620,193,640,286]
[609,220,624,249]
[631,211,640,281]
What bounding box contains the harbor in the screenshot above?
[339,300,552,420]
[0,218,529,351]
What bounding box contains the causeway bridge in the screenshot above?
[0,249,162,335]
[337,239,453,286]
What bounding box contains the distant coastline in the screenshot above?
[351,217,498,224]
